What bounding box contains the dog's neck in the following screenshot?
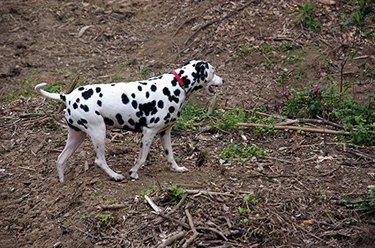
[172,69,202,96]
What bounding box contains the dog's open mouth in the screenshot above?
[207,85,218,95]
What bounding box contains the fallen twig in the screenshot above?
[157,231,186,248]
[237,122,350,135]
[98,204,128,211]
[185,189,234,197]
[184,1,253,45]
[145,195,162,213]
[183,209,199,248]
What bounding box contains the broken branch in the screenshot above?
[237,122,350,135]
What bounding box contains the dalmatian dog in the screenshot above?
[35,60,224,182]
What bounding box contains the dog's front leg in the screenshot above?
[129,128,158,179]
[160,127,188,173]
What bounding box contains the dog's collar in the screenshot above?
[172,71,185,88]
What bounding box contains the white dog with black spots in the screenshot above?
[35,60,224,182]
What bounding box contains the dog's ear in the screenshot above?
[192,61,208,81]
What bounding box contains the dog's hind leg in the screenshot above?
[56,128,86,183]
[160,127,188,173]
[87,121,124,181]
[129,128,158,179]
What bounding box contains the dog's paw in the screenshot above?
[129,171,139,180]
[111,173,125,181]
[175,166,188,173]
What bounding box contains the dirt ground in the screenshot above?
[1,0,374,247]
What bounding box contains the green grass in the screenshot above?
[166,184,186,203]
[95,214,115,226]
[2,79,37,103]
[217,108,247,130]
[338,188,375,216]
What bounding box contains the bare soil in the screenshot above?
[1,0,374,247]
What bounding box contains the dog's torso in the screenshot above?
[65,74,186,133]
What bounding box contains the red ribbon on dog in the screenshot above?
[172,71,185,88]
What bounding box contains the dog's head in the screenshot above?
[179,60,224,95]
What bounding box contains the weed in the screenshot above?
[80,214,90,221]
[174,103,207,131]
[238,207,252,215]
[341,0,374,39]
[319,189,328,201]
[217,108,247,130]
[140,65,155,76]
[259,43,272,55]
[166,184,186,203]
[95,214,115,226]
[344,217,356,225]
[294,2,320,30]
[239,45,255,55]
[339,188,375,216]
[282,84,374,145]
[219,144,268,161]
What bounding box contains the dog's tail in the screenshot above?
[34,83,67,103]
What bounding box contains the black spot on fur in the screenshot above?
[111,83,115,86]
[171,79,177,87]
[150,117,155,123]
[162,87,179,103]
[157,100,164,109]
[131,100,138,109]
[134,117,147,132]
[67,108,71,115]
[164,113,171,121]
[97,100,102,107]
[60,94,66,102]
[138,100,156,116]
[165,149,169,155]
[104,117,114,126]
[96,87,101,93]
[78,87,84,91]
[116,113,124,125]
[68,118,73,124]
[174,89,181,96]
[122,93,129,104]
[73,103,78,109]
[151,85,157,92]
[123,125,133,131]
[82,89,94,100]
[77,119,88,129]
[76,98,80,103]
[145,91,150,98]
[67,122,81,132]
[138,85,142,91]
[99,93,103,98]
[131,93,136,98]
[154,117,160,123]
[128,118,135,126]
[169,106,175,113]
[95,110,100,115]
[151,108,158,115]
[139,82,147,85]
[80,104,89,112]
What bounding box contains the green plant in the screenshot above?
[294,2,320,30]
[239,45,255,55]
[339,188,375,216]
[174,103,207,131]
[95,214,115,226]
[219,144,268,161]
[282,84,374,145]
[341,0,374,39]
[167,184,186,203]
[319,189,328,201]
[217,108,247,130]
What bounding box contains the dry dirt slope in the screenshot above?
[1,0,375,247]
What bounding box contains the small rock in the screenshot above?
[15,41,27,49]
[53,241,62,248]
